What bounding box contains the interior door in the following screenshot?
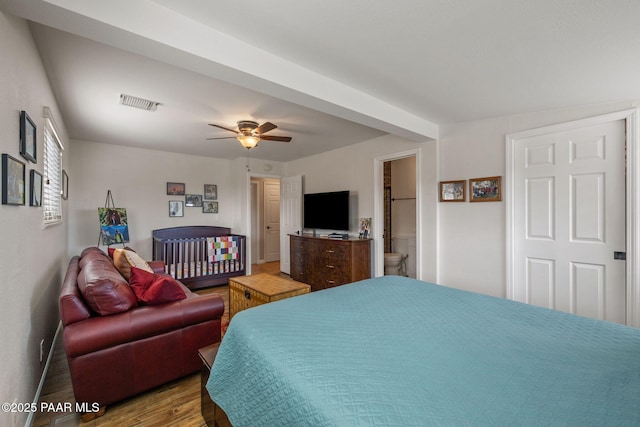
[280,175,303,274]
[513,119,626,323]
[264,179,281,262]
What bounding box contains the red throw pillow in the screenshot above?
[129,267,186,305]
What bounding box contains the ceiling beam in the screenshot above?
[1,0,438,141]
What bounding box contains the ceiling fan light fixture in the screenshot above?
[237,134,260,149]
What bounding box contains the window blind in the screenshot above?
[43,120,63,223]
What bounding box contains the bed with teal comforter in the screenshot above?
[206,276,640,426]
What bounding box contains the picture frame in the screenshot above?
[359,218,371,239]
[202,201,218,213]
[20,111,37,163]
[30,170,43,207]
[185,194,203,207]
[469,176,502,202]
[61,169,69,200]
[439,180,466,202]
[167,182,185,195]
[169,200,184,217]
[204,184,217,200]
[2,154,25,205]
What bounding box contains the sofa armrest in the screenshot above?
[64,293,224,358]
[147,260,166,274]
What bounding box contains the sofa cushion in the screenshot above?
[108,246,136,258]
[77,257,138,316]
[129,267,187,305]
[78,251,111,270]
[113,249,153,281]
[81,247,108,259]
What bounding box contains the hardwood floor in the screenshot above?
[33,262,282,427]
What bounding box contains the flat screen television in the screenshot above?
[303,190,350,231]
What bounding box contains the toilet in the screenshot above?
[384,252,406,276]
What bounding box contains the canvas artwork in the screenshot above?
[98,207,130,245]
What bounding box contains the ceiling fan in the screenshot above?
[207,120,292,149]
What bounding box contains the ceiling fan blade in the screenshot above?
[255,122,277,135]
[208,123,238,134]
[206,136,236,140]
[260,135,292,142]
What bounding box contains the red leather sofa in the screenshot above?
[59,247,224,411]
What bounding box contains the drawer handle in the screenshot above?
[326,265,335,269]
[326,280,335,284]
[325,250,334,253]
[244,290,251,300]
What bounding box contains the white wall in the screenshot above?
[68,141,280,260]
[0,13,70,427]
[437,100,640,298]
[285,134,438,281]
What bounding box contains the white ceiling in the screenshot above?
[4,0,640,161]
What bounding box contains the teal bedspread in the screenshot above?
[206,276,640,426]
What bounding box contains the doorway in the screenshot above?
[374,149,421,278]
[250,177,281,265]
[383,157,417,278]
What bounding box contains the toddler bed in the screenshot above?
[207,276,640,426]
[152,225,246,290]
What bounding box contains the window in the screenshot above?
[43,108,64,224]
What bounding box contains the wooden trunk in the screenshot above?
[229,274,310,319]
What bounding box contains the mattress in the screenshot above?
[206,276,640,426]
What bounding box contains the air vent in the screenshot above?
[119,94,160,111]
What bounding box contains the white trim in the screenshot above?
[505,108,640,327]
[25,322,62,427]
[373,149,422,278]
[625,109,640,327]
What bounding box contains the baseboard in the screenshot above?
[25,321,62,427]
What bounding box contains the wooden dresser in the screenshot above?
[290,235,372,291]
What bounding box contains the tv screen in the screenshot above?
[303,191,350,231]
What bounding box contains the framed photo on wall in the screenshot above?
[469,176,502,202]
[30,170,43,207]
[169,200,184,217]
[167,182,185,195]
[204,184,217,200]
[20,111,37,163]
[203,201,218,213]
[439,180,466,202]
[2,154,25,205]
[185,194,203,207]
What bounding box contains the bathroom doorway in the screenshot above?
[382,156,417,278]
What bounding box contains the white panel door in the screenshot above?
[264,179,281,262]
[280,175,302,274]
[513,120,626,323]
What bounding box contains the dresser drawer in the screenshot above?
[316,242,350,259]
